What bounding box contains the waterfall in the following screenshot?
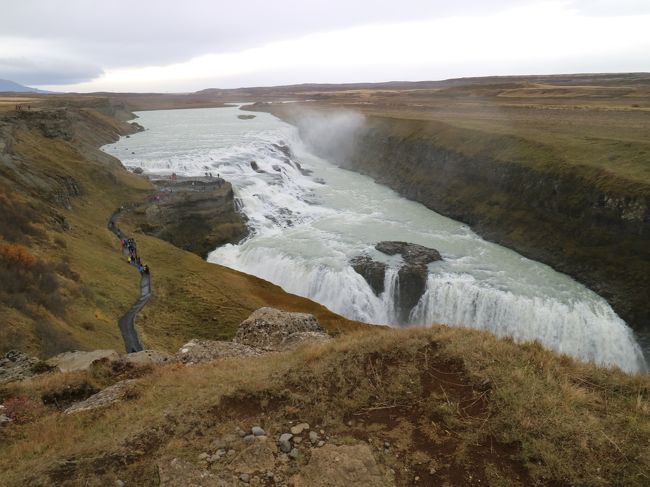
[409,273,647,373]
[104,106,648,374]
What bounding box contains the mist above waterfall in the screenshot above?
[292,109,366,166]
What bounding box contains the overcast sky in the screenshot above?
[1,0,649,92]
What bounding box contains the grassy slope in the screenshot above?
[0,103,363,357]
[0,326,648,486]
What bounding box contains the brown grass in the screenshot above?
[0,326,648,486]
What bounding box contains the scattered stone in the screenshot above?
[234,308,330,351]
[115,480,126,487]
[289,448,300,460]
[384,442,391,449]
[64,379,137,414]
[256,435,268,442]
[198,452,209,461]
[317,441,325,448]
[46,349,119,372]
[243,434,256,444]
[236,427,247,438]
[0,414,12,425]
[309,431,319,444]
[176,339,262,364]
[227,449,236,457]
[290,422,310,435]
[278,433,293,453]
[240,473,250,483]
[291,443,391,486]
[0,350,43,385]
[251,426,266,436]
[294,437,303,444]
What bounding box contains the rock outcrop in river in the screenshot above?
[130,177,248,258]
[352,241,442,323]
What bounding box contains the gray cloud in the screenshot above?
[0,0,525,85]
[0,57,103,85]
[0,0,647,89]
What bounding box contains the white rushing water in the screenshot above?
[103,106,648,373]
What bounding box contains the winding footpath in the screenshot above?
[108,208,150,353]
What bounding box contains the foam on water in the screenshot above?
[104,106,648,373]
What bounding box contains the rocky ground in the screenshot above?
[1,306,649,486]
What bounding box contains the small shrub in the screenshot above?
[0,193,43,243]
[0,238,68,316]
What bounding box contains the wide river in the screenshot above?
[104,106,647,373]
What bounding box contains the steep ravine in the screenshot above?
[339,117,650,331]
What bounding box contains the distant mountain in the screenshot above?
[0,78,52,93]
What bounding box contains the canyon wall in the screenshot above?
[332,116,649,330]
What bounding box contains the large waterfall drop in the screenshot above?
[104,106,648,373]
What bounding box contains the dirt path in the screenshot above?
[108,207,149,353]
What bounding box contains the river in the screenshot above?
[103,106,648,373]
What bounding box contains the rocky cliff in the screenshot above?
[127,178,248,258]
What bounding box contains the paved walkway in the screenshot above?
[108,207,150,353]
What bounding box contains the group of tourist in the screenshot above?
[122,237,149,275]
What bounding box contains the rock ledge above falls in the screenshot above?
[351,241,443,323]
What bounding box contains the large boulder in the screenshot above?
[176,339,262,364]
[46,350,120,373]
[234,308,331,351]
[64,379,137,414]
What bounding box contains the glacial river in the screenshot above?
[104,106,648,373]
